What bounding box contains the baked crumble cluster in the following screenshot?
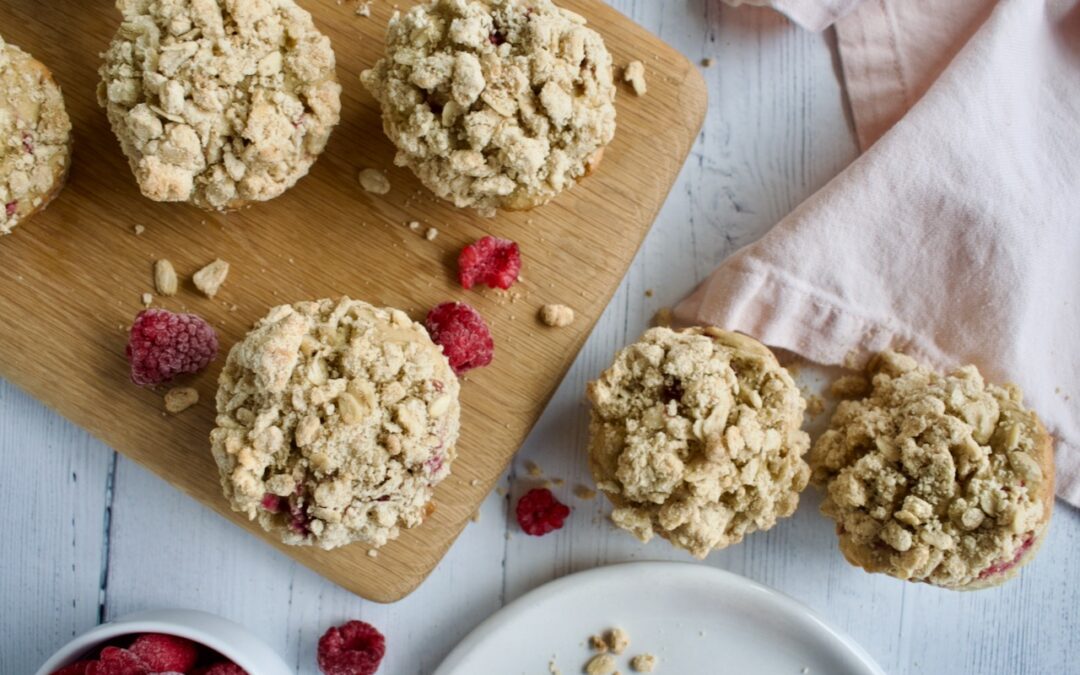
[98,0,342,211]
[0,34,72,235]
[210,298,460,551]
[587,326,811,558]
[361,0,617,214]
[810,350,1054,590]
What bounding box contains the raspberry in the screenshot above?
[85,647,148,675]
[193,663,248,675]
[261,492,285,513]
[50,662,95,675]
[516,488,570,536]
[424,302,494,374]
[458,236,521,290]
[5,201,16,217]
[129,633,198,672]
[126,309,218,386]
[317,620,386,675]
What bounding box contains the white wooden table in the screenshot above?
[4,3,1079,674]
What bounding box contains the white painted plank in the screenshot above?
[0,382,112,674]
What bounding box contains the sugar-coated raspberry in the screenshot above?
[193,663,248,675]
[85,647,148,675]
[129,633,198,672]
[516,488,570,536]
[317,620,386,675]
[50,662,95,675]
[458,236,521,290]
[424,302,494,374]
[126,309,219,386]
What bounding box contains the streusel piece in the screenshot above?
[98,0,342,211]
[210,298,460,550]
[361,0,617,214]
[0,35,72,235]
[587,327,810,558]
[810,351,1054,590]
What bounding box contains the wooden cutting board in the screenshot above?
[0,0,705,602]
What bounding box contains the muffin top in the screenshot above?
[361,0,616,214]
[810,351,1054,589]
[0,35,72,235]
[587,327,810,558]
[98,0,341,211]
[210,298,460,550]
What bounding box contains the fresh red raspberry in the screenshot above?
[125,309,218,386]
[50,662,95,675]
[516,488,570,536]
[458,236,521,290]
[129,633,198,672]
[424,302,494,374]
[261,492,285,513]
[193,663,248,675]
[85,647,148,675]
[5,201,16,217]
[978,534,1035,579]
[317,620,386,675]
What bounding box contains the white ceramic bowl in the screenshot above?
[35,609,291,675]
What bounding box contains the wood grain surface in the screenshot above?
[0,0,705,602]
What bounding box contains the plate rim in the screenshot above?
[433,561,887,675]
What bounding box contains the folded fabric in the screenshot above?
[680,0,1080,506]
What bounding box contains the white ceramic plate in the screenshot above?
[435,562,885,675]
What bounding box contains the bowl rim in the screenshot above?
[34,608,291,675]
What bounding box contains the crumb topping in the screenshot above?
[540,303,574,327]
[98,0,342,211]
[587,327,810,558]
[360,0,616,213]
[0,36,72,235]
[810,351,1053,589]
[210,297,461,550]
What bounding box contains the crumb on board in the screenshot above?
[358,168,391,194]
[589,634,608,652]
[133,224,145,235]
[701,57,715,68]
[644,288,654,297]
[141,292,153,307]
[606,628,629,654]
[585,653,617,675]
[164,386,199,414]
[623,60,647,96]
[540,303,575,327]
[193,259,230,299]
[367,548,378,558]
[525,460,543,477]
[630,653,656,673]
[355,0,372,15]
[425,227,439,241]
[154,259,178,296]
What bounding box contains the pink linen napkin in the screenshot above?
[678,0,1080,506]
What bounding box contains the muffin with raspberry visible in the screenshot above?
[361,0,617,214]
[587,326,810,558]
[810,351,1054,590]
[210,298,460,551]
[0,34,72,236]
[98,0,341,211]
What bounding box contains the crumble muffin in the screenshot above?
[360,0,617,214]
[810,351,1054,590]
[210,298,460,550]
[98,0,342,211]
[0,35,72,235]
[587,327,811,558]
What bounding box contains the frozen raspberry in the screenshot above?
[193,663,248,675]
[85,647,148,675]
[125,309,218,387]
[424,302,494,374]
[317,620,386,675]
[129,633,198,672]
[516,488,570,536]
[50,662,95,675]
[458,236,521,290]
